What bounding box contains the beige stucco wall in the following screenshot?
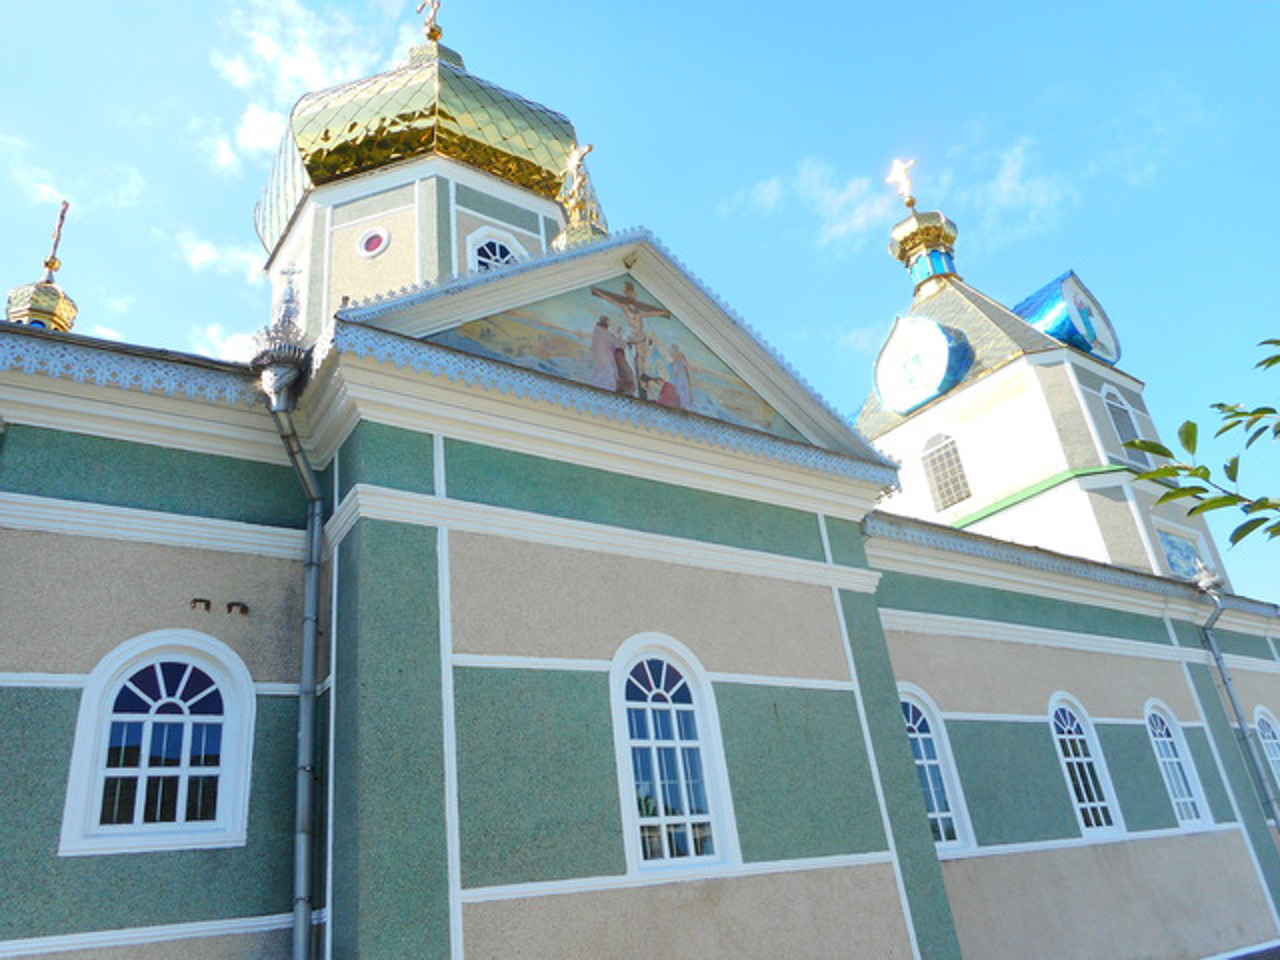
[1225,666,1280,721]
[942,828,1276,960]
[1086,484,1153,571]
[454,209,542,270]
[328,205,418,308]
[0,528,302,682]
[885,629,1200,719]
[1034,362,1103,468]
[463,862,911,960]
[31,927,290,959]
[450,532,849,680]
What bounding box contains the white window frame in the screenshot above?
[1144,699,1209,827]
[1101,386,1150,467]
[898,683,972,849]
[609,633,740,875]
[921,434,972,512]
[465,225,528,274]
[1254,707,1280,799]
[1048,693,1125,835]
[60,629,256,856]
[1150,519,1211,582]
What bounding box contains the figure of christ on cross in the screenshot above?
[590,281,671,399]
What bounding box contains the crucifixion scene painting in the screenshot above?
[429,274,805,441]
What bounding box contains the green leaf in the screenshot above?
[1178,420,1198,456]
[1215,420,1243,438]
[1244,498,1280,514]
[1188,494,1245,516]
[1259,338,1280,347]
[1256,355,1280,370]
[1247,425,1270,448]
[1230,517,1270,545]
[1224,455,1239,483]
[1190,465,1211,480]
[1267,521,1280,539]
[1156,486,1208,505]
[1125,439,1173,458]
[1133,465,1183,482]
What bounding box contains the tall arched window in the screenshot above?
[61,630,255,855]
[1255,709,1280,794]
[1145,703,1205,825]
[610,635,738,871]
[922,434,971,511]
[899,686,969,847]
[1050,696,1121,832]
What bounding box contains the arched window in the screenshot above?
[610,635,738,871]
[922,434,971,511]
[60,630,255,855]
[466,226,528,273]
[1145,703,1205,825]
[1255,709,1280,793]
[1103,387,1149,467]
[899,686,969,847]
[1050,697,1121,832]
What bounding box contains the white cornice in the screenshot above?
[0,491,306,559]
[325,482,881,594]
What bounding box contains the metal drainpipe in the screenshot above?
[256,353,321,960]
[1199,587,1280,825]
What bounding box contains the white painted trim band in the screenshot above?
[0,491,306,560]
[936,821,1239,862]
[458,851,893,903]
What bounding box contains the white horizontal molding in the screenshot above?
[327,483,881,594]
[459,850,894,903]
[879,608,1197,665]
[0,671,88,689]
[449,654,856,691]
[937,821,1238,863]
[0,910,307,958]
[1200,937,1280,960]
[0,491,306,560]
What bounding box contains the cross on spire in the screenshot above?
[416,0,442,41]
[45,200,70,276]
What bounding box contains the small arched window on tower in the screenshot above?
[922,434,971,512]
[1255,708,1280,796]
[1103,387,1149,467]
[467,226,528,274]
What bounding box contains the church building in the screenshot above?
[3,10,1280,960]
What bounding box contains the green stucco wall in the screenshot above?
[876,571,1171,645]
[839,590,963,960]
[825,516,868,568]
[1212,628,1275,661]
[332,519,448,959]
[716,683,885,862]
[1096,723,1177,832]
[453,667,624,887]
[947,719,1080,845]
[455,183,541,235]
[0,424,304,528]
[444,439,825,560]
[0,687,294,941]
[1187,663,1280,912]
[1184,725,1236,824]
[337,420,434,502]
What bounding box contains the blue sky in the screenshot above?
[3,2,1278,601]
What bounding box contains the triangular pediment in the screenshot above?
[427,274,807,442]
[338,230,896,471]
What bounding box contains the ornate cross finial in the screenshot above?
[563,143,593,216]
[45,200,70,275]
[416,0,442,41]
[886,158,916,209]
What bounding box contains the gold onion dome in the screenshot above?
[254,28,577,254]
[884,159,959,292]
[7,201,77,333]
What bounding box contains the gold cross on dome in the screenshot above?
[886,158,916,208]
[45,200,70,273]
[416,0,442,40]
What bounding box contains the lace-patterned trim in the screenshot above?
[0,331,259,407]
[331,322,897,486]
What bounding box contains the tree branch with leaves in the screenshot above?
[1126,339,1280,546]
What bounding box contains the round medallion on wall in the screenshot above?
[874,315,973,414]
[357,227,390,258]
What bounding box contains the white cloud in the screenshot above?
[99,165,147,210]
[175,230,264,285]
[959,138,1079,240]
[213,137,240,172]
[836,325,885,354]
[190,322,260,363]
[89,324,124,340]
[717,176,784,216]
[0,133,66,207]
[793,159,897,248]
[212,51,256,89]
[0,133,148,212]
[235,103,287,155]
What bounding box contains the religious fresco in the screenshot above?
[429,274,805,441]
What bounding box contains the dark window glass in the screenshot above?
[185,776,219,821]
[99,776,137,825]
[143,776,180,823]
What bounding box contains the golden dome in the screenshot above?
[889,209,958,267]
[255,40,577,254]
[6,264,78,333]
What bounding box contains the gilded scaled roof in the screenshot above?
[254,43,576,255]
[856,278,1063,439]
